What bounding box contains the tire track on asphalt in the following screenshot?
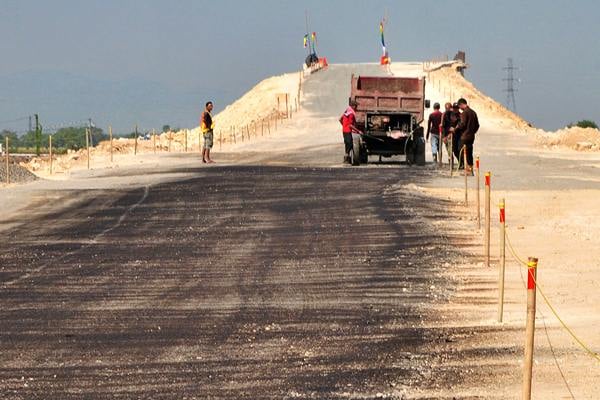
[1,185,150,288]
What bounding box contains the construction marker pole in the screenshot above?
[463,149,468,205]
[184,129,188,152]
[198,130,202,151]
[285,93,289,119]
[49,135,53,175]
[219,130,222,151]
[152,129,156,154]
[484,172,491,267]
[134,125,138,155]
[522,257,538,400]
[109,126,113,163]
[5,137,9,184]
[438,131,442,167]
[86,128,90,169]
[476,157,481,230]
[497,198,506,323]
[168,131,172,153]
[449,134,454,176]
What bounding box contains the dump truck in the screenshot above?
[348,75,429,165]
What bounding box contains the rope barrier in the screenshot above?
[505,228,600,364]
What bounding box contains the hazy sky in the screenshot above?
[1,0,598,133]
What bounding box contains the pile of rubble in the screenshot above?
[536,126,600,151]
[0,161,38,185]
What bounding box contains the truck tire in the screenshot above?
[360,144,368,164]
[404,137,415,165]
[350,134,361,166]
[413,127,426,166]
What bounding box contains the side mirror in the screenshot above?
[425,100,431,109]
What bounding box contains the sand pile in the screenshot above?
[427,64,533,132]
[535,126,600,151]
[21,70,303,176]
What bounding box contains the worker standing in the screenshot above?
[451,98,479,174]
[426,103,443,164]
[442,102,461,164]
[339,99,362,164]
[201,101,215,163]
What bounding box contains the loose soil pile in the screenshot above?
[535,126,600,151]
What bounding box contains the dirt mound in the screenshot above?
[536,126,600,151]
[21,70,302,176]
[427,64,533,132]
[0,162,38,185]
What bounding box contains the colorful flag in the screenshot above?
[311,32,316,45]
[303,34,308,48]
[380,21,386,55]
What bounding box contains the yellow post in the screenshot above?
[168,131,172,152]
[522,257,538,400]
[184,129,188,152]
[134,125,138,155]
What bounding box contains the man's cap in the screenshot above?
[457,98,468,105]
[452,102,460,108]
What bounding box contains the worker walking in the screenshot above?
[339,99,362,164]
[426,102,443,164]
[442,102,461,164]
[451,98,479,174]
[201,101,215,163]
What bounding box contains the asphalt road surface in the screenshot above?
[0,162,471,399]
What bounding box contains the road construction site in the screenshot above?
[1,62,599,399]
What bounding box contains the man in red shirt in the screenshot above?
[339,99,362,164]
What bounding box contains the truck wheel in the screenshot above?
[404,137,415,165]
[351,135,361,166]
[413,127,426,166]
[360,145,368,164]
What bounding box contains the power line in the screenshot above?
[503,58,519,113]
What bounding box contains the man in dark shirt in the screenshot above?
[426,103,443,164]
[451,98,479,174]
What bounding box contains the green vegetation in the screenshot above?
[0,126,107,154]
[568,120,598,129]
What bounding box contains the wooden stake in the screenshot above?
[484,172,491,267]
[86,128,90,169]
[184,129,188,152]
[134,125,138,155]
[49,135,53,175]
[449,134,454,176]
[498,198,506,323]
[153,129,157,153]
[464,147,468,205]
[219,130,222,151]
[109,126,113,163]
[168,131,172,152]
[476,157,481,229]
[438,131,442,167]
[5,137,9,184]
[522,257,538,400]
